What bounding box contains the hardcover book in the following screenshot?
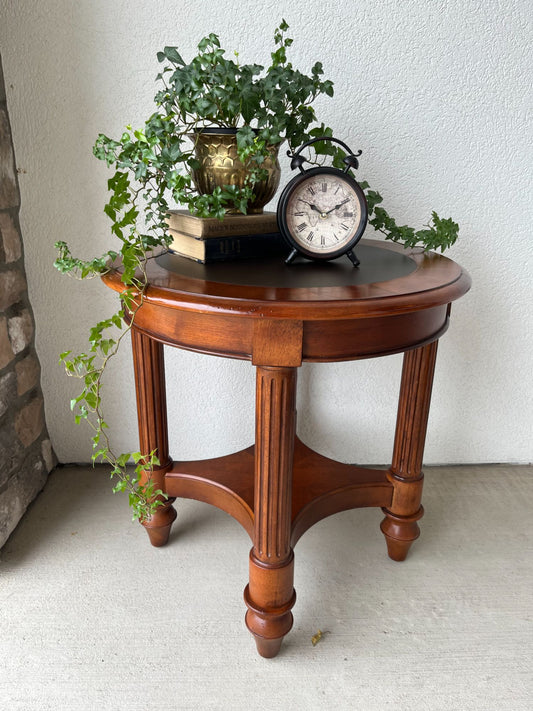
[165,209,279,238]
[167,229,287,264]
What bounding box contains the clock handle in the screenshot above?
[288,136,363,173]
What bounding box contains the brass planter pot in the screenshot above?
[189,128,281,214]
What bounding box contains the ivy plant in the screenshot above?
[54,20,458,522]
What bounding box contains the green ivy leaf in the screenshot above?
[159,47,185,65]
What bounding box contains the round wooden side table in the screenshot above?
[103,239,470,658]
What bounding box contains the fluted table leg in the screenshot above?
[244,365,297,658]
[131,328,176,546]
[381,340,439,561]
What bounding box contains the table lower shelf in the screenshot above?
[165,437,393,546]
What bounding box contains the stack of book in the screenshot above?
[165,210,288,263]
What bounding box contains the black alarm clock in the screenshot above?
[277,136,368,266]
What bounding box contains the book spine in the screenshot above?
[170,233,288,263]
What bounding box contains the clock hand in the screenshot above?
[298,199,322,213]
[325,201,347,215]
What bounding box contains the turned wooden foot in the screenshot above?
[382,342,438,560]
[142,499,177,547]
[252,635,284,659]
[380,506,424,561]
[244,551,296,658]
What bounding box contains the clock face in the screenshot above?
[278,167,367,260]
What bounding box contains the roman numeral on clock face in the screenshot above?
[306,231,315,242]
[297,222,307,232]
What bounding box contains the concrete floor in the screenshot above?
[0,463,532,710]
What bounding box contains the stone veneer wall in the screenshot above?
[0,55,55,547]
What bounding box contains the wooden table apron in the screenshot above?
[102,239,471,658]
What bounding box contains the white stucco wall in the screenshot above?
[0,0,531,465]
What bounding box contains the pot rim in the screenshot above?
[189,126,278,137]
[192,126,239,135]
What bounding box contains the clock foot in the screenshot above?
[347,250,360,267]
[285,248,299,265]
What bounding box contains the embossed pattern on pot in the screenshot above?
[190,130,281,214]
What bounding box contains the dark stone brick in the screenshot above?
[15,353,40,395]
[0,268,26,310]
[0,370,16,419]
[0,212,21,263]
[0,107,19,210]
[0,315,14,369]
[0,425,25,488]
[15,396,44,447]
[0,453,48,547]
